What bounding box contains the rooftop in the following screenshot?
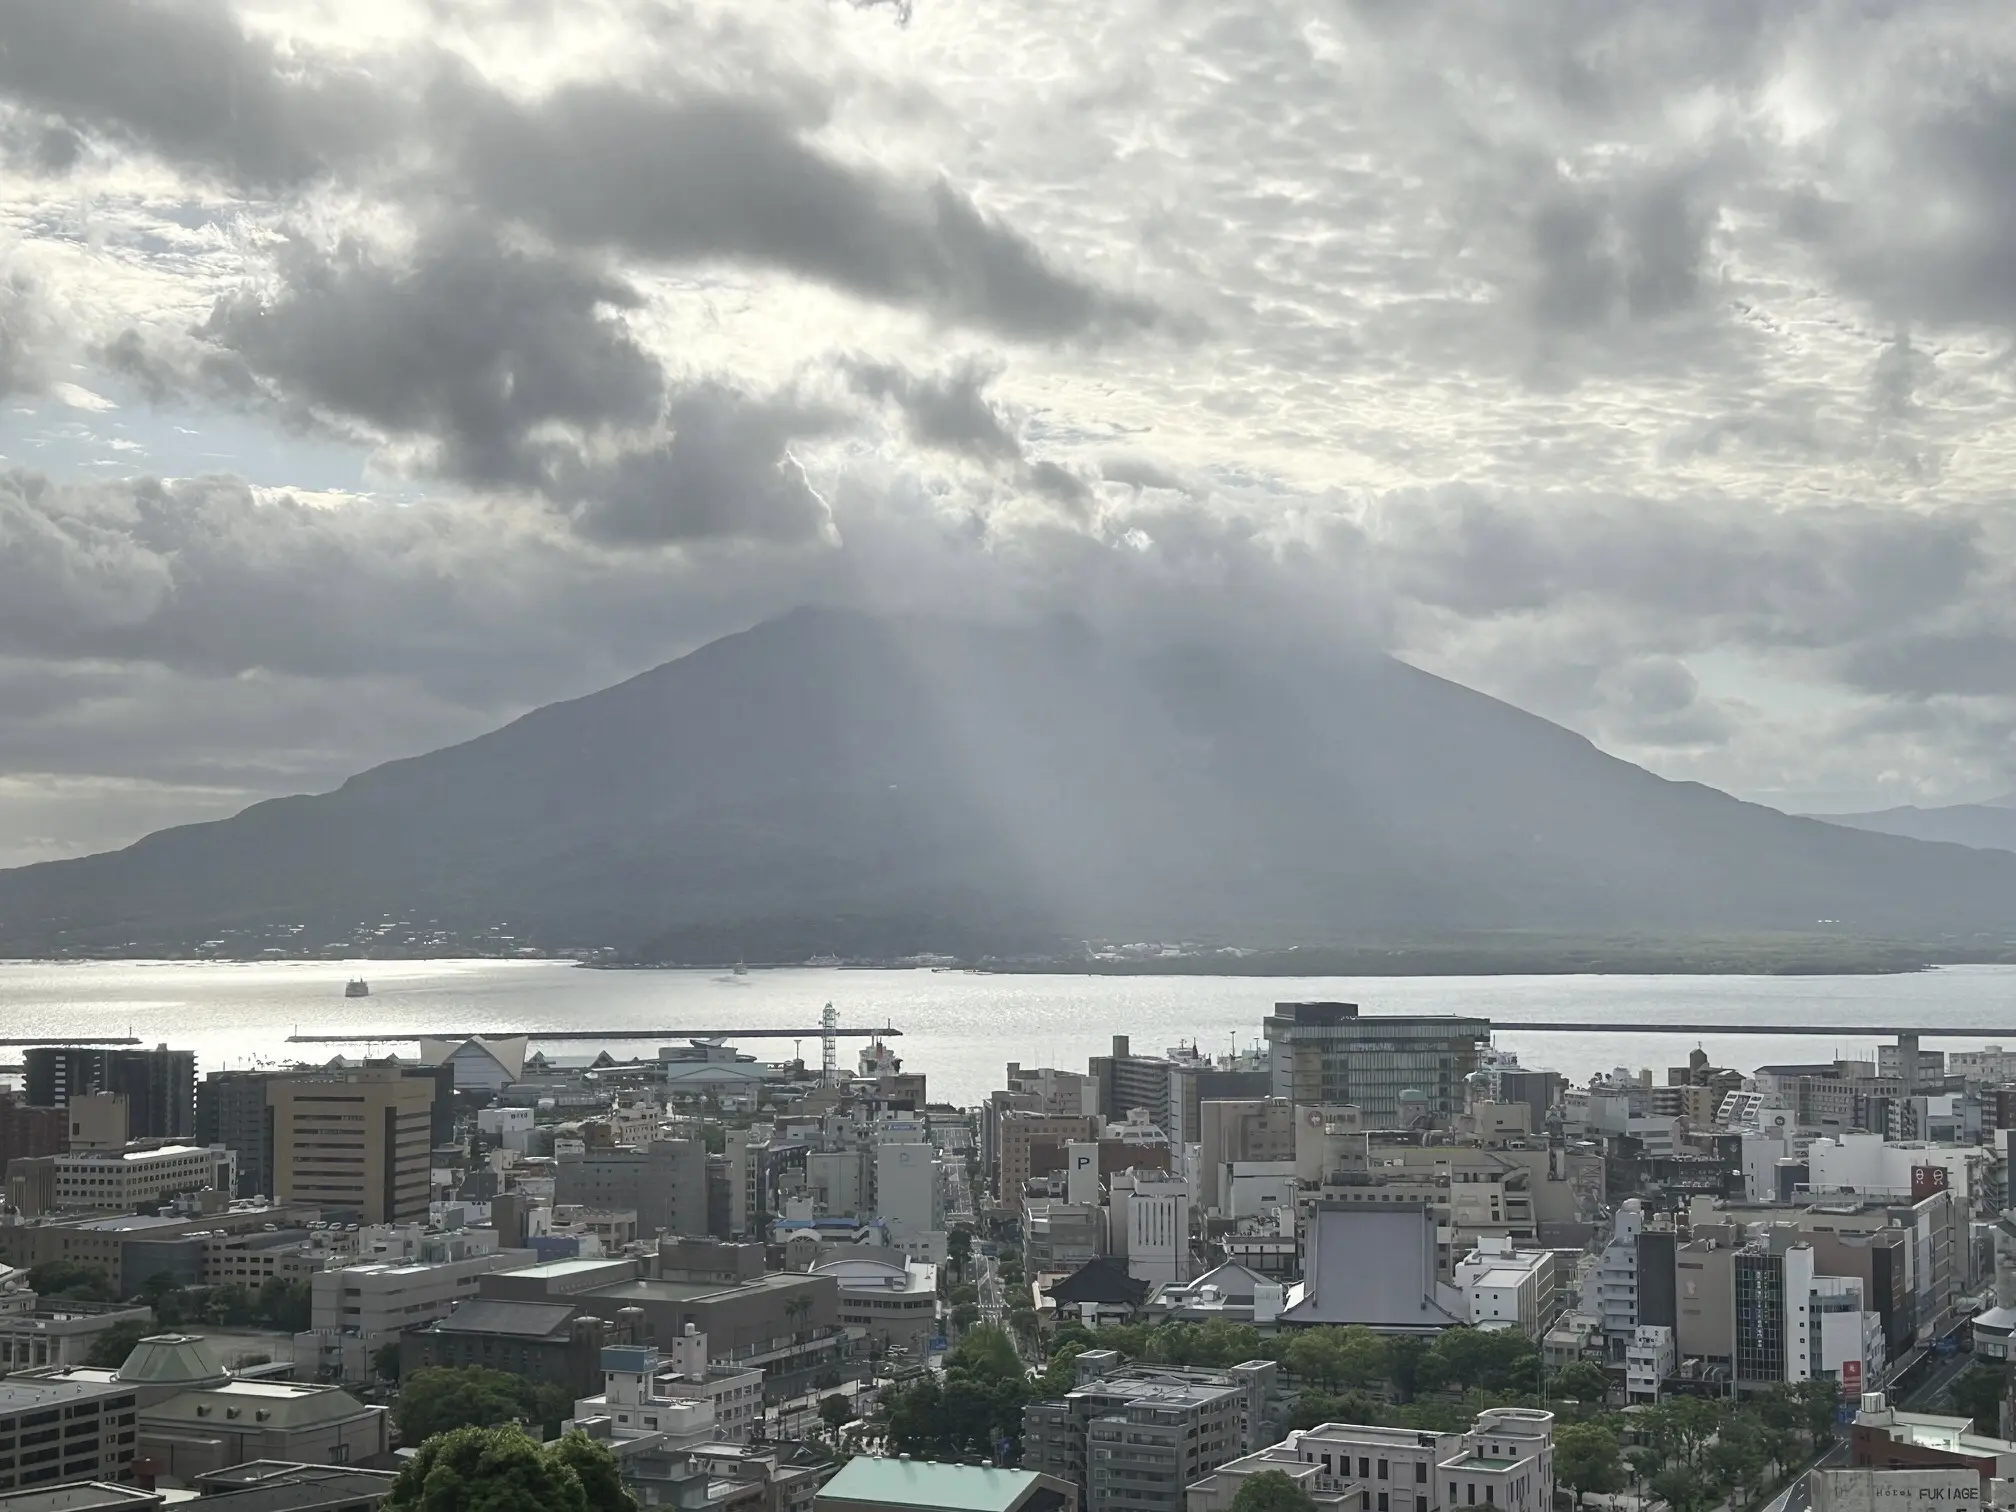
[820,1458,1051,1512]
[431,1299,579,1338]
[506,1258,627,1279]
[0,1486,161,1512]
[0,1377,135,1410]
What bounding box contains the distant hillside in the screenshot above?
[4,609,2016,958]
[1813,794,2016,855]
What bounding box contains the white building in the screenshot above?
[1590,1201,1644,1356]
[51,1144,237,1212]
[1112,1170,1192,1288]
[566,1343,722,1453]
[1454,1237,1556,1338]
[1625,1325,1673,1404]
[1188,1407,1553,1512]
[873,1125,943,1242]
[420,1036,528,1094]
[1807,1134,1994,1207]
[812,1254,939,1356]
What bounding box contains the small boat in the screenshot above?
[345,978,371,998]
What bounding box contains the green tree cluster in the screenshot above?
[384,1425,635,1512]
[29,1261,115,1302]
[139,1273,312,1333]
[881,1325,1030,1462]
[85,1320,154,1368]
[1227,1470,1318,1512]
[1624,1383,1837,1512]
[1948,1365,2005,1435]
[395,1366,580,1444]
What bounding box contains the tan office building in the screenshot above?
[269,1070,432,1223]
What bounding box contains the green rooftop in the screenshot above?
[820,1458,1046,1512]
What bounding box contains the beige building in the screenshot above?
[996,1114,1096,1204]
[269,1070,433,1224]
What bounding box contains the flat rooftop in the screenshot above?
[820,1458,1049,1512]
[504,1258,629,1279]
[0,1377,133,1409]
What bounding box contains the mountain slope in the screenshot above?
[1813,794,2016,855]
[5,609,2016,957]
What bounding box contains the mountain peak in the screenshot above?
[4,610,2016,957]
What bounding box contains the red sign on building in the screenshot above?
[1841,1358,1863,1395]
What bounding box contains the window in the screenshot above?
[1378,1497,1388,1511]
[1467,1486,1475,1506]
[1379,1460,1388,1480]
[1360,1458,1371,1479]
[1416,1464,1428,1485]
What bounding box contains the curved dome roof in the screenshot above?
[114,1333,230,1389]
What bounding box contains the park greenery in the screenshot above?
[882,1325,1033,1462]
[383,1425,635,1512]
[85,1319,154,1367]
[394,1365,581,1443]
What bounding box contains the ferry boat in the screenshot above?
[345,978,371,998]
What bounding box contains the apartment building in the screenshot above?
[998,1115,1098,1205]
[1089,1038,1173,1131]
[269,1070,433,1224]
[554,1140,708,1240]
[1022,1353,1279,1512]
[196,1070,298,1200]
[26,1048,195,1142]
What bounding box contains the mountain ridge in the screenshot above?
[4,608,2016,959]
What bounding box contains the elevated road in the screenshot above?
[286,1025,900,1043]
[1480,1021,2001,1037]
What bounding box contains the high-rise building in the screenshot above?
[554,1140,709,1239]
[25,1046,196,1140]
[269,1067,434,1223]
[197,1069,301,1199]
[1263,1002,1490,1127]
[1088,1037,1172,1131]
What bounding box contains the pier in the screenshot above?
[284,1025,901,1043]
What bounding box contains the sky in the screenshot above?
[3,0,2016,867]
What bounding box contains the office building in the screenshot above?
[198,1070,300,1200]
[0,1375,140,1490]
[997,1114,1098,1205]
[269,1069,433,1224]
[12,1144,237,1215]
[1264,1004,1490,1128]
[555,1140,708,1241]
[25,1048,195,1141]
[0,1098,65,1173]
[297,1243,538,1383]
[1022,1352,1278,1512]
[402,1299,613,1396]
[1452,1237,1557,1337]
[819,1460,1077,1512]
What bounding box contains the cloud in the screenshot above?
[0,0,414,189]
[0,0,1154,342]
[443,83,1162,341]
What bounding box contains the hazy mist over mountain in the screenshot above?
[6,610,2016,959]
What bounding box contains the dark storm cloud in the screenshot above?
[441,84,1159,342]
[0,0,1152,342]
[0,0,412,189]
[117,225,834,545]
[201,224,665,489]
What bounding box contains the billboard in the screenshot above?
[1814,1470,1982,1512]
[1841,1358,1863,1394]
[1912,1164,1952,1203]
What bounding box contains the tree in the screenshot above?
[819,1395,855,1434]
[1649,1464,1714,1512]
[947,1227,974,1283]
[384,1426,602,1512]
[1290,1390,1386,1431]
[1418,1329,1540,1396]
[1284,1327,1390,1393]
[1793,1379,1841,1443]
[204,1282,256,1327]
[29,1261,113,1302]
[257,1277,313,1334]
[547,1431,638,1512]
[1228,1470,1318,1512]
[1949,1365,2005,1434]
[394,1367,533,1444]
[951,1303,981,1331]
[1551,1361,1609,1406]
[884,1324,1031,1462]
[85,1320,151,1369]
[1554,1422,1625,1510]
[374,1342,405,1383]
